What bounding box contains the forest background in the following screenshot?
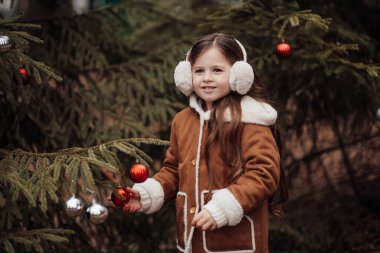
[1,0,380,252]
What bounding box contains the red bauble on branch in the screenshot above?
[276,42,292,59]
[129,163,149,183]
[16,67,31,84]
[111,186,132,207]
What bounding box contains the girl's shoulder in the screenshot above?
[174,107,194,119]
[171,107,198,125]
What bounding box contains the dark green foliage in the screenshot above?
[0,138,169,253]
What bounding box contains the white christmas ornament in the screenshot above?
[0,35,12,53]
[0,0,19,19]
[376,107,380,121]
[65,195,85,217]
[71,0,90,14]
[87,200,108,224]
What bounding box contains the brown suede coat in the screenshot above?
[153,101,280,253]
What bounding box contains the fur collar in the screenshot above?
[189,94,277,126]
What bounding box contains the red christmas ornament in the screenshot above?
[111,186,132,207]
[17,67,31,84]
[129,163,149,183]
[276,42,292,59]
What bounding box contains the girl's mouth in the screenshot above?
[202,86,216,90]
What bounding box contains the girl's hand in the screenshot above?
[122,187,142,213]
[191,209,217,231]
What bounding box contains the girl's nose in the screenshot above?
[203,71,213,82]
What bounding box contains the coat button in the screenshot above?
[189,207,196,214]
[191,159,196,166]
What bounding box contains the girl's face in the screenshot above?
[192,47,231,110]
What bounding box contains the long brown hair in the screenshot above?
[188,33,288,210]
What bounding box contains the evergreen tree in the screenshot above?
[0,7,173,253]
[1,0,379,252]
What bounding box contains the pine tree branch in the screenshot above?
[0,158,36,207]
[0,138,169,213]
[277,9,331,39]
[0,228,74,253]
[9,31,44,44]
[337,58,380,78]
[0,138,169,157]
[1,16,63,85]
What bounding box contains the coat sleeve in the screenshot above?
[229,124,280,212]
[153,116,180,202]
[203,124,280,226]
[133,115,179,214]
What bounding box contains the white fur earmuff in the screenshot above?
[173,38,254,96]
[174,61,193,96]
[229,61,254,95]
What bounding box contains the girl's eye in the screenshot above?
[214,68,223,72]
[194,69,204,73]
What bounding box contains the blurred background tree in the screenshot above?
[1,0,379,252]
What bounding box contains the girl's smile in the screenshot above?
[201,86,216,91]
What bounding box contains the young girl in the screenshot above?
[125,33,287,253]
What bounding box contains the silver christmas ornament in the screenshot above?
[0,35,12,53]
[87,200,108,224]
[376,107,380,121]
[72,0,90,14]
[65,195,85,217]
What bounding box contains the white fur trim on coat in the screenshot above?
[189,95,211,120]
[204,189,244,226]
[133,178,164,214]
[189,94,277,125]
